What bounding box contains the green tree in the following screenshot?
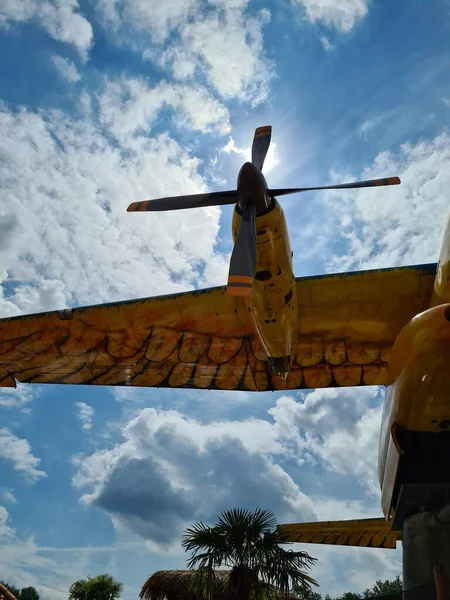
[293,584,322,600]
[181,508,318,600]
[362,578,401,598]
[19,588,39,600]
[293,581,322,599]
[68,574,123,600]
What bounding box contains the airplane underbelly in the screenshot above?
[232,200,297,372]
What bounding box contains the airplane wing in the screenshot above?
[279,262,437,390]
[0,286,257,390]
[278,518,401,549]
[0,263,436,392]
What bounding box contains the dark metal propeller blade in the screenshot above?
[268,176,401,197]
[226,204,257,297]
[127,190,238,212]
[251,125,272,171]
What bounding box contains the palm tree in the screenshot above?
[69,574,123,600]
[181,508,318,600]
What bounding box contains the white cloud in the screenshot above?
[94,0,198,43]
[98,77,230,141]
[0,503,145,600]
[174,7,273,105]
[293,0,369,32]
[303,543,401,598]
[0,489,17,504]
[75,402,94,431]
[51,55,81,83]
[326,132,450,271]
[72,407,315,550]
[0,80,231,316]
[0,0,93,60]
[0,428,46,482]
[269,388,382,492]
[442,97,450,108]
[320,35,334,51]
[95,1,273,105]
[0,383,36,409]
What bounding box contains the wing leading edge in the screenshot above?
[0,263,436,393]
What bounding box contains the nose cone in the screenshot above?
[237,162,268,194]
[237,162,271,215]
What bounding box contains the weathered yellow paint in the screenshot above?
[232,199,298,367]
[378,303,450,517]
[278,518,401,549]
[0,261,438,391]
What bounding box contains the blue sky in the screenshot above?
[0,0,449,598]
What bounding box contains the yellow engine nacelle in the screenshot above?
[378,303,450,519]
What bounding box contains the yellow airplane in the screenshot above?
[1,126,449,555]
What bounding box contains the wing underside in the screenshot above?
[278,518,401,549]
[0,263,436,392]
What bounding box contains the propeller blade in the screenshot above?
[268,176,401,196]
[227,204,257,297]
[251,125,272,171]
[127,191,238,212]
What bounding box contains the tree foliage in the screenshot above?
[298,577,402,600]
[182,508,318,600]
[68,574,123,600]
[19,588,40,600]
[0,583,39,600]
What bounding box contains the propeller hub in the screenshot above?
[237,162,272,216]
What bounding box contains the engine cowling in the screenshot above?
[378,303,450,519]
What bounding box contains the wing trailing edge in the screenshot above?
[278,518,401,549]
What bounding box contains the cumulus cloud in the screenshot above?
[72,385,385,551]
[94,0,273,105]
[326,132,450,271]
[270,388,382,492]
[97,77,230,140]
[293,0,370,32]
[0,78,231,317]
[72,408,315,550]
[0,428,46,482]
[51,55,81,82]
[174,7,273,105]
[75,402,94,431]
[0,383,36,409]
[0,0,93,60]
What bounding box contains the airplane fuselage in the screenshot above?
[233,162,297,375]
[378,210,450,523]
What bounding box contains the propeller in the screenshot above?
[268,176,401,197]
[251,125,271,171]
[225,126,272,296]
[226,203,257,297]
[126,125,401,298]
[127,190,237,212]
